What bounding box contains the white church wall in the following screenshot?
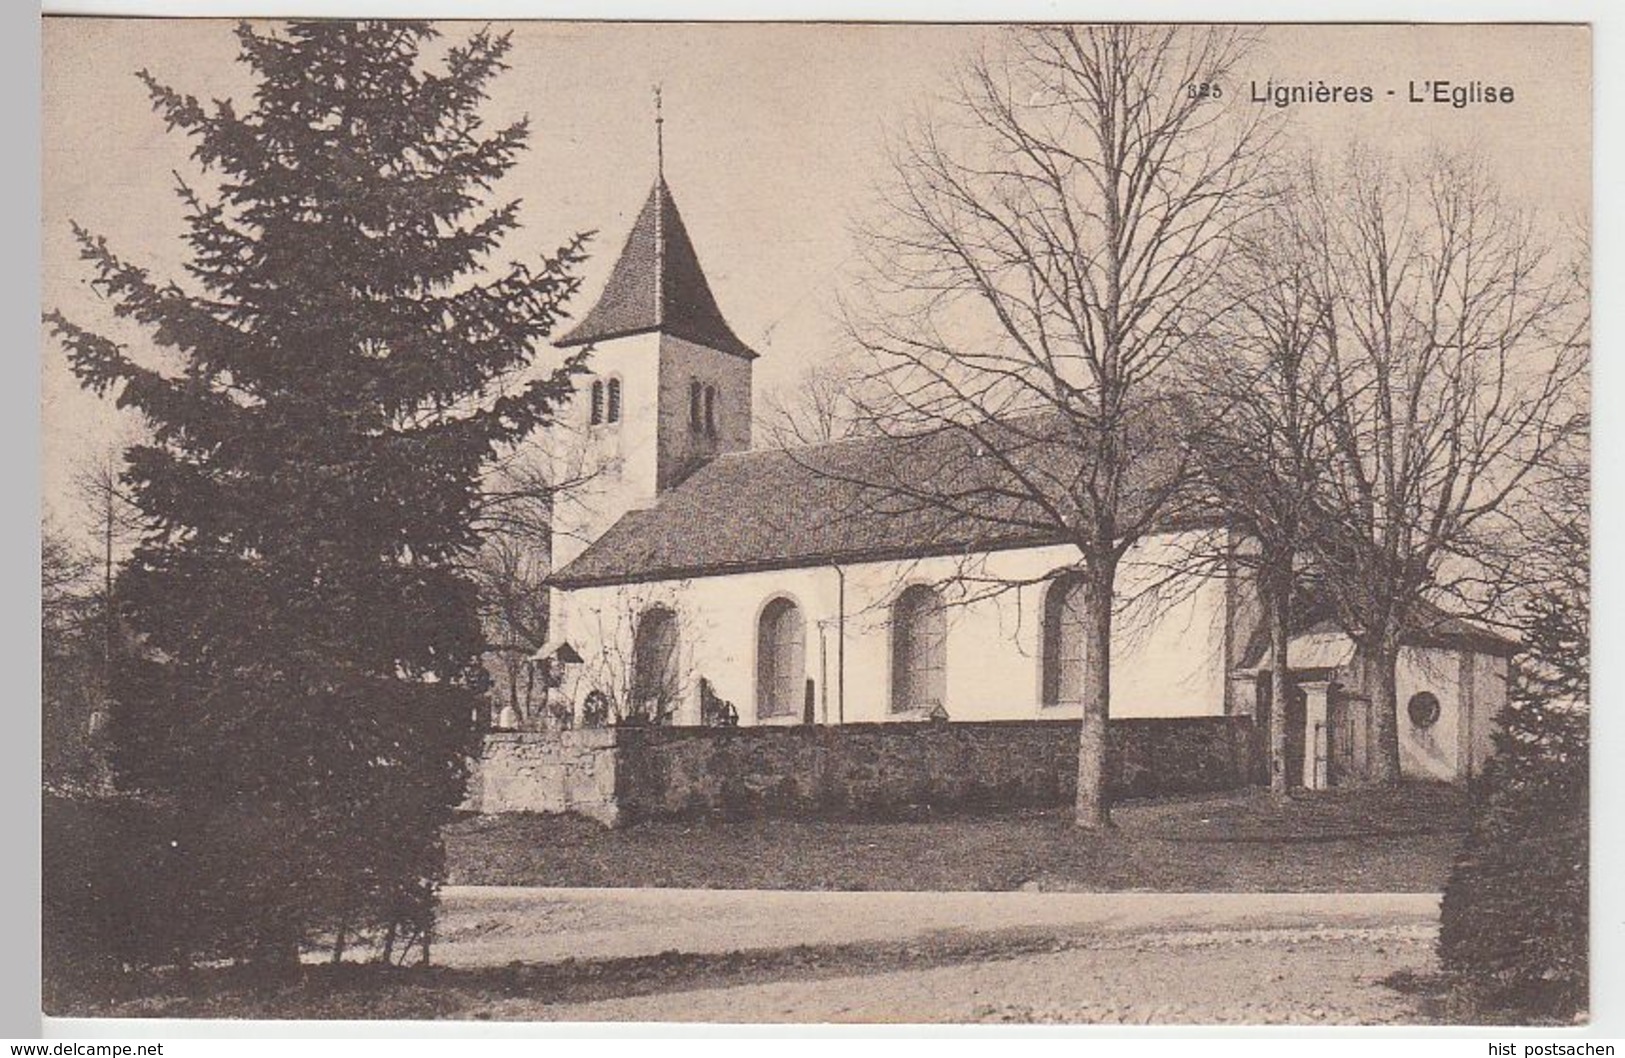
[1396,644,1468,781]
[666,565,834,723]
[554,564,835,726]
[1394,644,1508,782]
[1111,540,1233,718]
[548,331,663,571]
[1470,652,1509,772]
[552,529,1232,728]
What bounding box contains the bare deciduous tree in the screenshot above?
[1187,183,1335,795]
[71,445,145,687]
[758,353,877,448]
[1301,149,1586,782]
[1459,237,1590,639]
[843,25,1275,825]
[467,422,614,726]
[468,531,552,723]
[42,518,106,789]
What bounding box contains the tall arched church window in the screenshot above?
[704,385,718,437]
[590,379,605,426]
[690,380,703,432]
[756,597,806,720]
[891,584,946,713]
[1040,575,1088,708]
[631,606,680,718]
[606,377,622,423]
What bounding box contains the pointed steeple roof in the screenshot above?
[558,179,757,360]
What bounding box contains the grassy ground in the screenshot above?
[445,783,1468,893]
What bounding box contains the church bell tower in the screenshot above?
[549,98,757,570]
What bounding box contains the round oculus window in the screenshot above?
[1407,691,1442,728]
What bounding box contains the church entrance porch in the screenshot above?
[1298,680,1379,790]
[1326,687,1377,787]
[1246,673,1377,791]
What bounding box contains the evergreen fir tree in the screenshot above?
[45,21,588,969]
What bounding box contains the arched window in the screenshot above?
[704,386,718,437]
[1040,575,1088,708]
[590,379,605,426]
[756,597,806,719]
[891,584,946,713]
[690,380,703,432]
[606,377,622,423]
[632,606,680,716]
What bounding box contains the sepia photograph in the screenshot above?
[39,16,1592,1028]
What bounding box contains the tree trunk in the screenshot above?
[1264,569,1293,797]
[1364,634,1403,784]
[1074,562,1116,828]
[378,919,397,965]
[103,487,115,697]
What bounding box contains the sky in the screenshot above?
[40,20,1591,536]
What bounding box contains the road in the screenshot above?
[431,887,1444,1024]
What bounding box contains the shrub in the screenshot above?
[1438,690,1588,1020]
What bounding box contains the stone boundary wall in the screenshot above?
[462,729,622,826]
[465,717,1263,826]
[614,717,1263,822]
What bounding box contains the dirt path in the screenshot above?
[433,886,1439,966]
[427,888,1445,1024]
[53,889,1447,1022]
[458,922,1441,1024]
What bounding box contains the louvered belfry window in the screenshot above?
[590,379,605,425]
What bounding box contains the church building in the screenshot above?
[536,164,1516,789]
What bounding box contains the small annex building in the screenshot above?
[534,169,1516,788]
[1231,602,1516,787]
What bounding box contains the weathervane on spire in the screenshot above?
[654,83,665,182]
